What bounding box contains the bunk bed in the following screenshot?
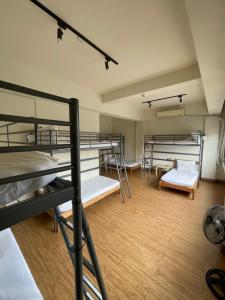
[143,134,204,198]
[37,131,128,230]
[3,124,129,230]
[0,80,108,300]
[143,133,204,177]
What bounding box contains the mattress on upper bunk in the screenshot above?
[59,175,120,213]
[161,168,199,187]
[145,140,198,145]
[27,130,119,149]
[0,228,43,300]
[80,141,118,149]
[0,152,58,206]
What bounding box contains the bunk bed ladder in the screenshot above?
[142,142,152,179]
[113,149,131,201]
[54,206,108,300]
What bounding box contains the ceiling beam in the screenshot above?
[101,64,200,103]
[185,0,225,115]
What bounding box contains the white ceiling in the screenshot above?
[1,0,224,116]
[115,78,205,110]
[0,0,196,94]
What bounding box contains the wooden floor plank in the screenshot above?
[12,172,225,299]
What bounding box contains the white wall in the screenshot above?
[0,55,144,121]
[99,115,112,133]
[80,109,99,132]
[111,118,136,161]
[135,121,144,162]
[202,118,220,180]
[0,88,100,181]
[216,101,225,181]
[99,115,137,161]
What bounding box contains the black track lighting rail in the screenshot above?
[142,94,187,104]
[30,0,119,68]
[142,94,187,108]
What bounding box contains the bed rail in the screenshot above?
[144,133,203,145]
[0,124,125,182]
[0,80,85,299]
[143,133,204,178]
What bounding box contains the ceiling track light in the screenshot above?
[178,95,183,104]
[30,0,118,69]
[57,27,64,44]
[142,94,187,109]
[57,21,67,44]
[105,57,110,70]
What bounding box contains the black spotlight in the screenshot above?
[179,95,182,104]
[105,57,110,70]
[57,27,64,44]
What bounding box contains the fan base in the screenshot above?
[206,269,225,300]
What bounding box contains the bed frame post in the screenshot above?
[199,135,204,180]
[69,98,83,300]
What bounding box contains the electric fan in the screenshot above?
[203,205,225,299]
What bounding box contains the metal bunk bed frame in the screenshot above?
[143,134,204,178]
[1,122,130,206]
[26,129,129,201]
[0,80,108,300]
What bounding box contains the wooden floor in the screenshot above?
[12,172,225,300]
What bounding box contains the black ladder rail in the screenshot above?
[69,99,83,299]
[55,214,96,277]
[82,210,108,300]
[54,210,101,300]
[54,206,108,300]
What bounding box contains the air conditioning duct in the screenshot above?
[156,109,184,118]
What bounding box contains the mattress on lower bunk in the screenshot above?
[0,228,43,300]
[161,168,198,187]
[59,175,120,213]
[108,158,140,168]
[122,161,140,168]
[0,152,58,206]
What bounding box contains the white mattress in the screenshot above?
[80,142,118,149]
[0,228,43,300]
[161,168,199,187]
[0,152,58,206]
[108,159,140,168]
[146,140,198,145]
[59,175,120,213]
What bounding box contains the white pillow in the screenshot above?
[177,164,198,174]
[177,160,196,167]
